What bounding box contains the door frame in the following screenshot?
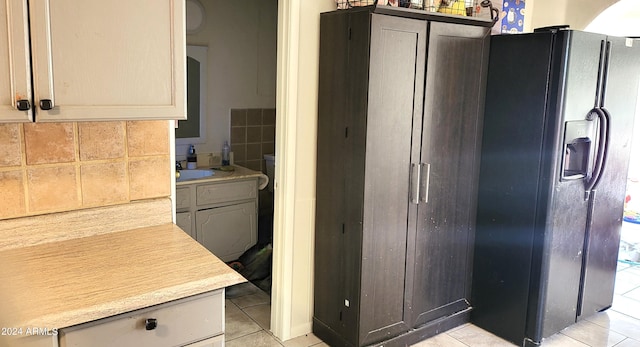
[271,0,336,341]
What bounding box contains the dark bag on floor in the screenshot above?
[237,243,272,292]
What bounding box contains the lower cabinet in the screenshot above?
[176,177,259,262]
[58,290,224,347]
[176,212,194,239]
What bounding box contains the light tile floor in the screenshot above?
[225,262,640,347]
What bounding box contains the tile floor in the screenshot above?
[225,283,328,347]
[225,262,640,347]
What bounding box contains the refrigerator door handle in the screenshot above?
[599,41,612,107]
[584,107,610,199]
[420,163,431,203]
[594,40,607,108]
[410,163,421,204]
[592,107,611,190]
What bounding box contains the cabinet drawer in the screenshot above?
[196,180,257,206]
[59,290,223,347]
[176,187,191,210]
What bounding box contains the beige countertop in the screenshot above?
[176,165,268,188]
[0,223,245,331]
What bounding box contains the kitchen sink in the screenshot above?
[176,169,214,182]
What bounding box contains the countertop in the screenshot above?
[0,223,245,331]
[176,165,268,187]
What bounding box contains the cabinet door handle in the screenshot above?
[17,100,31,111]
[420,163,431,203]
[145,318,158,330]
[39,99,54,110]
[410,163,421,204]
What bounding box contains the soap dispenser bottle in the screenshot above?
[222,141,230,166]
[187,144,197,169]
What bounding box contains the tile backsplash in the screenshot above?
[230,108,276,173]
[0,121,170,220]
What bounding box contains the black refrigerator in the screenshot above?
[471,28,640,346]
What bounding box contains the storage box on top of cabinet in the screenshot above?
[314,5,491,347]
[0,1,185,122]
[335,0,504,20]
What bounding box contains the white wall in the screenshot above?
[178,0,277,159]
[525,0,619,32]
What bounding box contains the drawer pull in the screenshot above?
[145,318,158,330]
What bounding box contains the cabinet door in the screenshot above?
[29,0,185,121]
[358,14,426,346]
[410,22,490,328]
[176,212,194,239]
[0,0,32,122]
[176,187,191,210]
[196,201,257,262]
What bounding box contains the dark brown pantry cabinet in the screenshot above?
[314,6,491,347]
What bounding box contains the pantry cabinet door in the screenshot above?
[0,0,33,122]
[29,0,185,121]
[358,13,426,346]
[410,21,490,328]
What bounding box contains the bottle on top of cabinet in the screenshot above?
[222,141,230,166]
[187,145,197,169]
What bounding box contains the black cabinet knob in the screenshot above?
[17,99,31,111]
[145,318,157,331]
[39,99,54,110]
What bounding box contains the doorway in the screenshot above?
[181,0,279,336]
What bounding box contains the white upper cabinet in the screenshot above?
[0,1,32,122]
[1,0,186,122]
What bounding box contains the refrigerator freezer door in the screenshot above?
[472,32,555,345]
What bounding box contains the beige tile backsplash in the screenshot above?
[0,124,22,167]
[0,121,170,220]
[79,122,126,161]
[128,157,171,200]
[27,165,80,213]
[80,162,129,206]
[24,123,76,165]
[127,121,170,157]
[0,170,26,217]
